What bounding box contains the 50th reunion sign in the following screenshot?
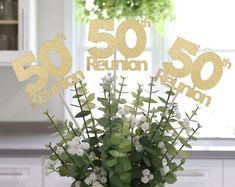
[11,20,231,107]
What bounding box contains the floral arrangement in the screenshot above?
[45,73,201,187]
[76,0,174,31]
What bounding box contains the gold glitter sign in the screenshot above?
[12,35,85,106]
[87,20,150,71]
[154,37,232,107]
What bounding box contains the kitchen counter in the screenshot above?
[1,122,235,158]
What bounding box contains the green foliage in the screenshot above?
[45,74,201,187]
[75,0,175,30]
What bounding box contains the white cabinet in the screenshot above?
[165,159,223,187]
[0,0,36,64]
[224,160,235,187]
[0,158,42,187]
[44,172,73,187]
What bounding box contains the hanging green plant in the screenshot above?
[76,0,175,29]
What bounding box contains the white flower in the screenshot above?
[68,137,80,147]
[123,105,131,114]
[135,144,143,152]
[142,169,150,176]
[75,181,81,187]
[141,122,150,131]
[89,12,98,19]
[100,176,107,184]
[81,142,90,150]
[163,165,170,174]
[140,116,147,122]
[126,115,133,122]
[85,0,94,11]
[76,148,85,157]
[175,111,181,119]
[141,176,149,184]
[56,147,64,155]
[117,107,125,115]
[158,141,165,149]
[162,158,167,166]
[149,174,154,180]
[85,177,93,185]
[183,118,192,135]
[131,118,140,128]
[44,160,59,175]
[100,168,107,176]
[90,151,96,159]
[183,118,190,127]
[45,160,57,169]
[133,135,140,142]
[92,181,103,187]
[68,147,78,155]
[89,172,97,181]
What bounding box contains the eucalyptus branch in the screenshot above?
[161,106,199,161]
[171,159,185,173]
[79,82,98,140]
[133,84,142,117]
[166,124,201,166]
[161,105,175,134]
[131,84,142,150]
[150,88,172,142]
[59,143,76,164]
[147,77,154,117]
[74,84,90,138]
[108,91,112,137]
[171,106,199,146]
[117,76,126,102]
[44,111,66,142]
[48,143,66,167]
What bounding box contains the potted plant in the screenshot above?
[45,74,200,187]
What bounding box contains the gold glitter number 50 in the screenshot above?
[12,35,72,94]
[163,37,224,90]
[88,20,146,59]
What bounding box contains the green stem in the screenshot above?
[108,91,112,137]
[131,85,142,150]
[166,125,200,166]
[45,112,66,142]
[162,106,199,161]
[74,84,90,138]
[117,77,125,102]
[147,77,154,117]
[79,82,98,140]
[48,144,66,167]
[150,89,172,142]
[59,144,76,164]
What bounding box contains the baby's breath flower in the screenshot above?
[141,176,149,184]
[141,122,150,131]
[158,141,165,149]
[140,116,147,122]
[142,169,150,176]
[81,142,90,150]
[163,165,170,174]
[76,148,85,157]
[135,144,143,152]
[92,181,103,187]
[100,176,107,183]
[149,174,154,180]
[84,177,93,185]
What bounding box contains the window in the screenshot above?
[74,20,162,102]
[71,0,234,138]
[166,0,235,138]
